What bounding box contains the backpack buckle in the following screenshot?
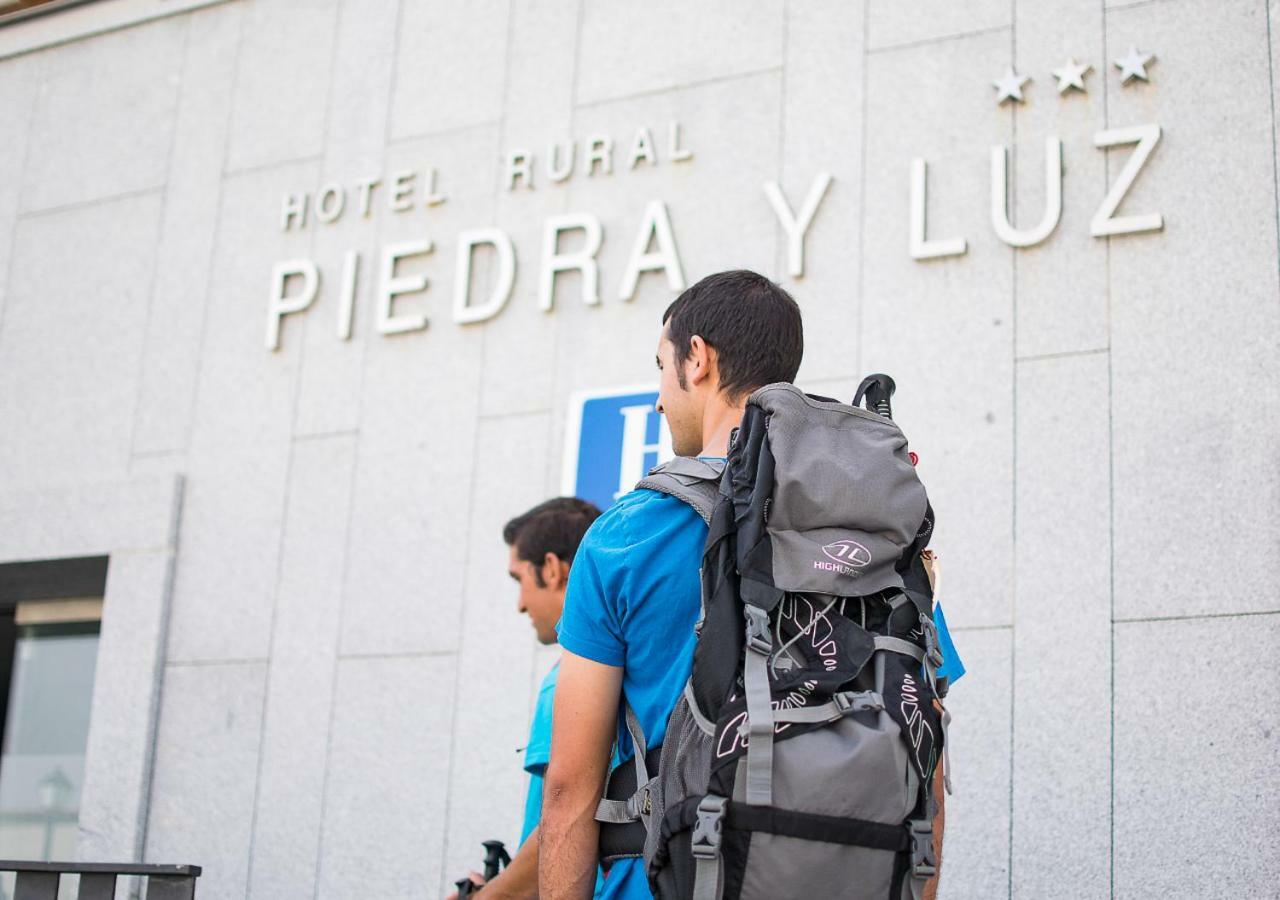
[834,690,884,714]
[744,606,772,655]
[691,795,727,860]
[907,818,937,878]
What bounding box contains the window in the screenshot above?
[0,558,106,867]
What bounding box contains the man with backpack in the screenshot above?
[539,270,953,900]
[449,497,601,899]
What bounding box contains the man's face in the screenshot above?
[507,544,564,645]
[656,325,704,457]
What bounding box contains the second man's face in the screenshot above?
[508,544,564,645]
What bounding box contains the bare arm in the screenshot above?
[538,650,623,900]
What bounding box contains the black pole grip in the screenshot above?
[853,373,896,420]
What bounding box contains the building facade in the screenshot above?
[0,0,1277,897]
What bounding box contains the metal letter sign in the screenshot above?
[561,385,675,511]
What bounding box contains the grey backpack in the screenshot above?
[595,379,949,900]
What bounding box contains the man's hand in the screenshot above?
[443,871,483,900]
[538,650,623,900]
[452,828,539,900]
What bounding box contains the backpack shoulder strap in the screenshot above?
[636,457,723,525]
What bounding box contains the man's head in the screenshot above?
[503,497,601,644]
[656,270,804,456]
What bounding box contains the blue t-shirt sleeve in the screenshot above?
[557,510,631,667]
[523,669,557,772]
[933,602,965,684]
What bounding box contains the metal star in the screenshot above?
[1114,46,1155,84]
[993,67,1031,105]
[1051,57,1092,94]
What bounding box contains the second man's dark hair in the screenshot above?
[503,497,602,587]
[662,270,804,402]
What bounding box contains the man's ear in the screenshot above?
[542,552,568,589]
[687,335,716,388]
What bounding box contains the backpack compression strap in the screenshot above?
[591,457,724,858]
[636,456,724,525]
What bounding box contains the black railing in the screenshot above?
[0,861,200,899]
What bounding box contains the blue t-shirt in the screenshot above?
[558,488,707,900]
[520,662,557,846]
[522,661,606,898]
[557,481,965,900]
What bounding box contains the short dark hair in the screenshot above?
[662,270,803,402]
[503,497,602,586]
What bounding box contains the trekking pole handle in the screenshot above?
[481,840,511,881]
[853,373,896,420]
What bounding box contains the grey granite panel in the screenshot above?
[335,128,494,657]
[21,16,184,212]
[165,161,317,662]
[390,0,510,140]
[861,29,1016,629]
[292,0,399,437]
[77,548,175,864]
[442,413,551,880]
[783,2,866,385]
[144,661,267,900]
[0,193,161,491]
[935,628,1012,900]
[1012,354,1111,900]
[1113,614,1280,898]
[575,0,784,106]
[316,655,455,898]
[0,475,179,559]
[246,435,356,900]
[1011,1,1110,358]
[226,0,339,172]
[1107,0,1280,619]
[132,1,243,455]
[868,0,1009,52]
[0,52,40,329]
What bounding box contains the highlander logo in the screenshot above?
[815,539,871,577]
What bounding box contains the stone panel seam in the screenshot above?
[773,0,789,280]
[389,118,503,148]
[137,473,186,863]
[855,3,865,396]
[1015,347,1109,364]
[479,407,551,422]
[165,657,269,668]
[542,0,586,502]
[127,16,192,467]
[245,3,344,890]
[222,153,324,181]
[1114,609,1280,625]
[292,429,360,443]
[182,2,247,461]
[867,23,1009,57]
[1007,6,1017,898]
[338,649,460,661]
[13,184,164,222]
[438,4,515,891]
[1104,0,1179,13]
[1266,0,1280,297]
[573,65,783,111]
[0,51,42,342]
[1101,3,1116,894]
